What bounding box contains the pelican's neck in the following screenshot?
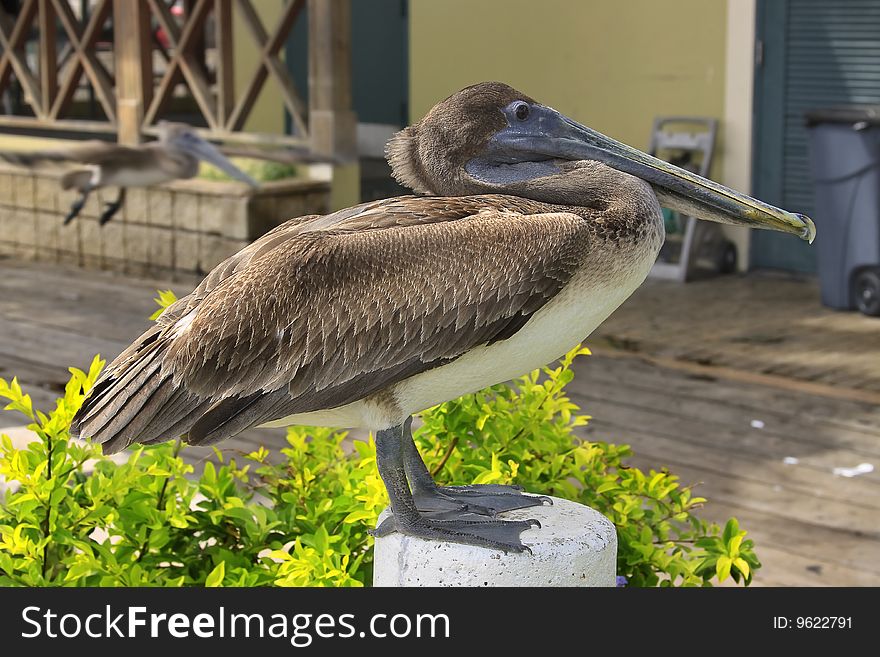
[468,161,659,217]
[497,162,666,252]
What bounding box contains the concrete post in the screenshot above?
[373,496,617,587]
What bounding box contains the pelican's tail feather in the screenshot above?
[70,326,207,454]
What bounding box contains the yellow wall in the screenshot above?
[410,0,728,180]
[233,1,286,135]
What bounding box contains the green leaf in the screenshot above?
[728,534,744,556]
[596,481,620,494]
[149,290,178,320]
[716,555,732,582]
[205,561,226,588]
[722,518,739,545]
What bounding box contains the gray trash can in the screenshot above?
[805,106,880,316]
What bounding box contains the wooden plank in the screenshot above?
[0,301,154,347]
[49,56,83,120]
[79,6,117,124]
[0,389,59,424]
[595,348,880,407]
[307,0,356,156]
[266,57,309,131]
[627,456,880,586]
[0,9,17,86]
[621,452,878,541]
[0,315,128,373]
[573,380,880,465]
[591,352,880,439]
[38,0,57,117]
[143,0,187,126]
[146,0,181,43]
[582,402,880,487]
[174,0,218,129]
[227,66,268,133]
[739,544,880,587]
[0,353,72,424]
[214,0,235,128]
[142,124,308,148]
[0,258,197,296]
[576,352,880,438]
[704,500,880,578]
[572,364,880,468]
[581,416,880,502]
[113,0,153,143]
[264,0,307,133]
[0,263,193,343]
[0,351,71,396]
[0,115,115,134]
[593,274,880,394]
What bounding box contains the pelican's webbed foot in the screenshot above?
[401,421,551,519]
[373,419,543,553]
[419,484,552,518]
[371,514,539,554]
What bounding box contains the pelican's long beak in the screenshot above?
[494,106,816,243]
[188,136,259,188]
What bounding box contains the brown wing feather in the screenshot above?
[158,213,324,325]
[164,208,590,401]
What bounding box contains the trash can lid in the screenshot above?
[805,105,880,128]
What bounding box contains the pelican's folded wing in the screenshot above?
[166,210,589,400]
[73,205,590,451]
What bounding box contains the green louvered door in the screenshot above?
[751,0,880,272]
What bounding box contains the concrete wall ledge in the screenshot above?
[0,165,330,280]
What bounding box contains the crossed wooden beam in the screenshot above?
[0,0,308,138]
[0,0,115,123]
[144,0,308,137]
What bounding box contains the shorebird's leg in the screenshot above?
[401,417,551,518]
[64,186,93,225]
[99,187,126,225]
[371,420,538,553]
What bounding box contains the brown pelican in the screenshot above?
[71,83,814,553]
[0,123,258,225]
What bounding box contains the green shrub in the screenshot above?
[0,297,760,587]
[198,158,299,183]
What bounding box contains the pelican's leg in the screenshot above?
[64,186,93,225]
[372,420,539,553]
[401,418,551,518]
[99,188,126,225]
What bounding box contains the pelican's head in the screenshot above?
[159,123,259,188]
[387,82,815,243]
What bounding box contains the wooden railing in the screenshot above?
[0,0,354,156]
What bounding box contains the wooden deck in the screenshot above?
[1,257,878,586]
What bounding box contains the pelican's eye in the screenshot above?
[515,103,530,121]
